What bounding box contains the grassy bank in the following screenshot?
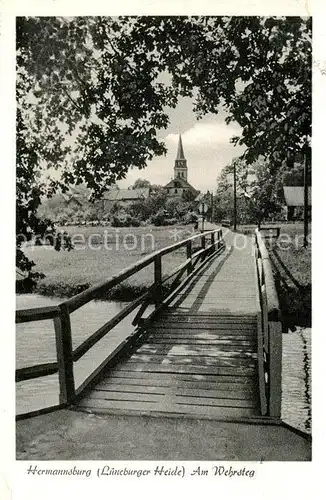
[237,223,311,329]
[19,225,197,300]
[267,230,311,330]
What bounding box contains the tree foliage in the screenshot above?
[131,178,152,189]
[216,157,285,224]
[17,16,311,279]
[115,16,311,163]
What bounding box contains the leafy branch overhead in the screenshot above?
[16,16,311,278]
[18,16,311,191]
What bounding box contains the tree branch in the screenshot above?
[61,85,84,113]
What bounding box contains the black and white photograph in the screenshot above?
[9,7,314,469]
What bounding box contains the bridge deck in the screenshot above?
[78,233,262,420]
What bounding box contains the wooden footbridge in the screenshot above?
[16,228,282,422]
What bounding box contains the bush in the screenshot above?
[129,217,141,227]
[165,217,178,226]
[182,211,198,225]
[111,214,141,227]
[151,210,167,226]
[111,215,124,227]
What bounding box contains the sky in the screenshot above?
[118,97,245,193]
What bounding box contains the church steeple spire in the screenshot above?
[174,134,188,181]
[176,134,185,160]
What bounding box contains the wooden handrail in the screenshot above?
[16,305,60,324]
[62,228,221,314]
[254,228,282,418]
[16,228,223,408]
[255,229,281,321]
[16,361,58,381]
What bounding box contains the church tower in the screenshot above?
[174,134,188,181]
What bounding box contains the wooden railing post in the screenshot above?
[268,317,282,417]
[201,234,206,260]
[218,229,222,248]
[53,303,75,405]
[154,255,162,307]
[255,228,282,418]
[211,231,215,252]
[186,240,192,275]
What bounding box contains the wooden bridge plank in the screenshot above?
[107,371,258,386]
[128,353,257,367]
[143,340,256,349]
[140,342,256,352]
[146,331,256,339]
[112,362,256,376]
[147,327,256,335]
[151,322,256,329]
[147,331,256,339]
[139,341,256,351]
[175,291,257,299]
[77,399,258,418]
[84,390,258,409]
[157,316,256,324]
[149,323,256,330]
[94,382,257,399]
[165,312,256,318]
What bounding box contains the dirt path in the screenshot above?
[16,409,311,461]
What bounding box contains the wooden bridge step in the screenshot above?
[77,399,258,419]
[107,371,257,386]
[113,362,256,376]
[128,354,256,369]
[162,309,256,314]
[160,314,256,322]
[146,333,256,341]
[95,381,258,398]
[135,352,256,363]
[147,321,257,335]
[145,341,256,351]
[165,321,257,328]
[140,341,256,351]
[82,390,257,408]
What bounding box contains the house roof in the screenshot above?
[194,192,211,203]
[64,195,83,206]
[102,188,150,201]
[283,186,311,207]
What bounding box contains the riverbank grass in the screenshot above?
[236,223,311,328]
[21,225,196,300]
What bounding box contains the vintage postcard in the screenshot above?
[0,0,322,498]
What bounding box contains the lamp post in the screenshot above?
[303,137,310,248]
[211,191,214,223]
[233,161,237,231]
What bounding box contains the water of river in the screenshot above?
[16,294,152,415]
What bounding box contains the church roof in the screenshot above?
[176,134,185,160]
[164,177,198,195]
